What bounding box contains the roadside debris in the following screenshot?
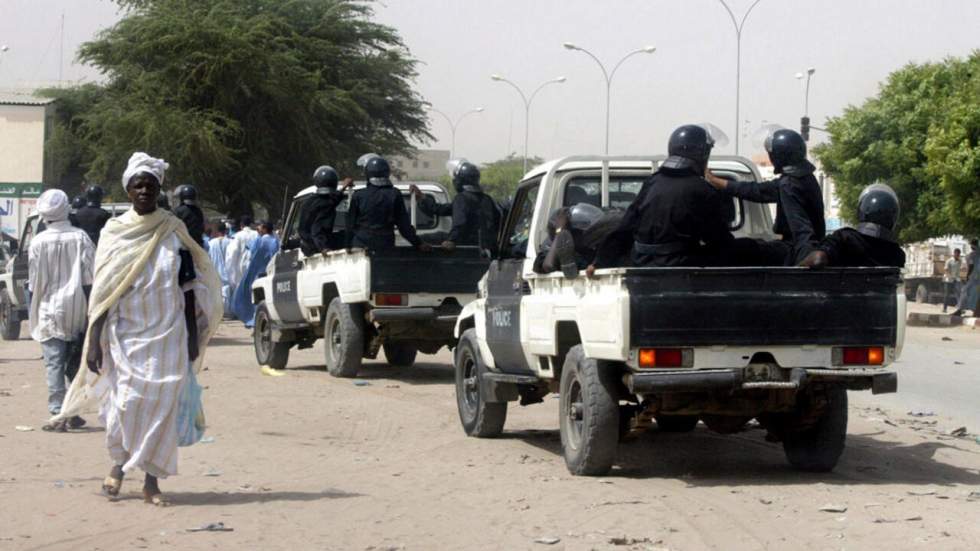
[14,426,33,432]
[819,504,848,513]
[609,536,652,545]
[260,366,284,377]
[908,489,937,496]
[187,522,233,533]
[906,410,935,417]
[945,427,968,437]
[199,436,215,443]
[353,380,370,387]
[941,336,953,341]
[534,536,561,545]
[203,468,222,477]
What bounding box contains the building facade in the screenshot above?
[390,149,450,182]
[0,93,55,238]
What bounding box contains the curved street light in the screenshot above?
[422,102,484,159]
[563,42,656,154]
[794,67,816,117]
[491,74,566,173]
[716,0,764,154]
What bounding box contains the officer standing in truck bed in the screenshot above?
[346,154,430,253]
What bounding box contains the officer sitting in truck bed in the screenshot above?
[801,183,905,268]
[298,165,353,256]
[346,154,431,253]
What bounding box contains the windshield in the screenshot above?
[334,190,441,231]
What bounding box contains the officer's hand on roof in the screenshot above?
[409,184,423,198]
[800,250,828,269]
[704,169,728,190]
[441,240,456,251]
[341,177,354,190]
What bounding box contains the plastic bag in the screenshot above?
[177,366,206,447]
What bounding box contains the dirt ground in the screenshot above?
[2,322,980,551]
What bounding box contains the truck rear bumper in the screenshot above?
[624,368,896,395]
[367,307,458,323]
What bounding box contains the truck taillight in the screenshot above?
[638,348,686,368]
[839,346,885,366]
[374,293,407,306]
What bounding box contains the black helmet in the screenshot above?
[766,129,808,174]
[857,183,900,241]
[663,124,714,173]
[176,184,197,204]
[453,162,481,192]
[364,156,391,179]
[312,165,339,189]
[567,202,603,232]
[71,195,85,210]
[85,185,105,207]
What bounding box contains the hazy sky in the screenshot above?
[1,0,978,164]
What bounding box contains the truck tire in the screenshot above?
[0,292,20,341]
[383,343,417,367]
[655,415,699,433]
[324,298,364,378]
[455,329,507,437]
[783,386,848,472]
[253,302,289,370]
[559,345,620,476]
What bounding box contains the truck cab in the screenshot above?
[0,212,41,340]
[453,156,904,476]
[252,181,491,377]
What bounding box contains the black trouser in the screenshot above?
[943,281,959,311]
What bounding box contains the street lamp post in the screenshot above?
[716,0,764,155]
[795,67,816,117]
[0,45,9,72]
[491,74,566,174]
[562,43,656,154]
[422,102,484,159]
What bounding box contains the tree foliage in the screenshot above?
[479,154,544,202]
[42,0,430,217]
[814,52,980,242]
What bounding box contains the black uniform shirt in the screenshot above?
[73,205,112,245]
[174,203,206,246]
[419,190,500,248]
[594,166,734,267]
[818,228,905,267]
[725,173,825,264]
[298,190,345,252]
[346,183,422,248]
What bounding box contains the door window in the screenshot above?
[499,181,540,259]
[281,197,308,250]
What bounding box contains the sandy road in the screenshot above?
[1,322,979,551]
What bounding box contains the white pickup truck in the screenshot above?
[453,155,904,476]
[252,181,491,377]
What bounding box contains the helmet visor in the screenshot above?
[752,123,787,152]
[697,122,730,148]
[357,153,380,168]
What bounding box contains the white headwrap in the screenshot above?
[122,152,169,191]
[37,189,70,223]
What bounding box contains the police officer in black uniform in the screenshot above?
[298,165,353,256]
[534,203,603,277]
[346,155,430,252]
[801,183,905,268]
[73,185,112,245]
[590,124,737,271]
[706,128,825,265]
[174,184,206,246]
[409,161,501,253]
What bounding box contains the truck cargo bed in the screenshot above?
[626,267,901,347]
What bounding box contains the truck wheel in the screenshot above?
[324,298,364,378]
[383,343,417,367]
[253,302,289,370]
[0,292,20,341]
[455,329,507,437]
[783,386,848,472]
[559,345,620,476]
[655,415,699,433]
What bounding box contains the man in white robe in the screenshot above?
[54,152,222,505]
[207,221,232,315]
[28,189,94,431]
[224,215,257,293]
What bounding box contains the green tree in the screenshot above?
[814,52,980,242]
[479,154,543,202]
[44,0,430,218]
[39,84,105,196]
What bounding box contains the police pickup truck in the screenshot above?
[252,182,490,377]
[0,212,41,340]
[453,155,903,476]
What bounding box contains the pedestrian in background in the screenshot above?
[952,239,979,317]
[28,189,94,432]
[231,220,279,327]
[208,221,233,316]
[943,248,963,313]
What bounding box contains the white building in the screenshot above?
[390,149,450,182]
[0,93,55,238]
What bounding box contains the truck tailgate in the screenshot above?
[370,247,490,295]
[626,267,901,347]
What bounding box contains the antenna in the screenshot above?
[59,11,65,84]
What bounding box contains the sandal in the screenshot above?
[42,420,68,432]
[143,488,170,507]
[101,476,123,498]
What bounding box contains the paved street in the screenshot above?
[1,322,979,550]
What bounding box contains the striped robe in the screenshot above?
[100,233,194,478]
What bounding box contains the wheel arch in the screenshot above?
[554,320,582,381]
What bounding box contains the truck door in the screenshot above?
[484,181,539,374]
[271,198,307,323]
[11,216,39,305]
